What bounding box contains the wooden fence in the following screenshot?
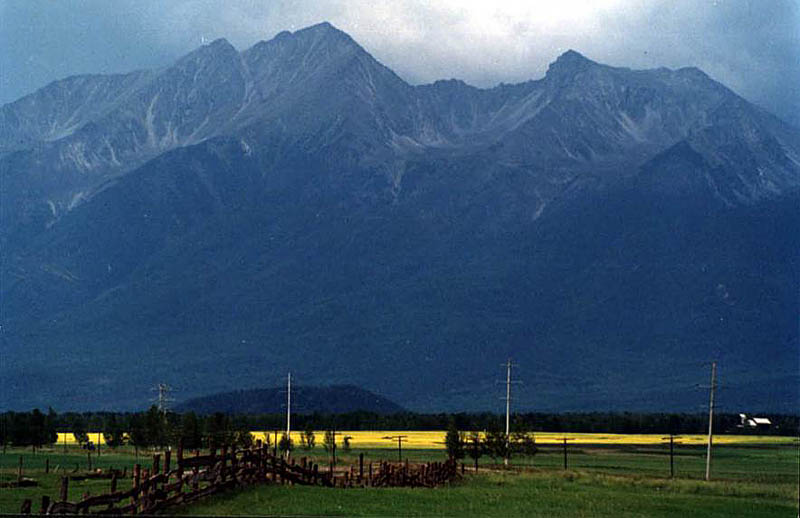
[21,440,460,515]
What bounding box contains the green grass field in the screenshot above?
[0,441,796,516]
[0,447,143,513]
[180,470,796,518]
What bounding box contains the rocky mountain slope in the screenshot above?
[1,23,797,412]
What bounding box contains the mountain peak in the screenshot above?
[247,21,362,61]
[207,37,234,49]
[178,37,238,65]
[546,49,597,78]
[293,21,353,42]
[304,21,336,32]
[558,49,591,62]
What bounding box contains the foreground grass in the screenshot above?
[180,469,797,518]
[0,442,796,515]
[0,447,142,513]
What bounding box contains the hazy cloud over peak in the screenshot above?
[1,0,797,124]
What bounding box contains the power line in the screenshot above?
[151,383,174,414]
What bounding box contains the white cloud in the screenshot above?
[2,0,797,123]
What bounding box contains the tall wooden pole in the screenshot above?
[705,361,716,481]
[397,436,402,462]
[286,372,291,459]
[332,424,336,468]
[504,359,511,467]
[669,435,674,478]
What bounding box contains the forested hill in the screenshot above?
[174,385,406,415]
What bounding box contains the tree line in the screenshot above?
[1,408,796,451]
[0,408,58,451]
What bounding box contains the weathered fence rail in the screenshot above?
[21,441,460,515]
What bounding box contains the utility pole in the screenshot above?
[383,435,408,462]
[285,372,292,459]
[331,424,337,468]
[705,361,717,481]
[561,438,575,469]
[662,434,681,478]
[286,373,291,436]
[153,383,173,414]
[669,435,675,478]
[499,359,518,467]
[152,382,173,452]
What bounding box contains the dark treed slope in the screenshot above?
[174,385,406,415]
[1,23,798,412]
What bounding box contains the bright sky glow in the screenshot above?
[1,0,797,123]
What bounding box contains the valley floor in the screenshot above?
[179,468,797,518]
[1,441,796,517]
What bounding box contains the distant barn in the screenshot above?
[738,414,772,430]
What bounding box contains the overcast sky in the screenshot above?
[1,0,798,123]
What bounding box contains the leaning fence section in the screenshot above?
[21,441,460,515]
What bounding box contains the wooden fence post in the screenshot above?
[176,440,184,484]
[220,445,228,482]
[17,455,23,484]
[232,444,239,479]
[45,458,49,474]
[39,495,50,515]
[164,449,171,474]
[59,476,69,502]
[142,468,151,512]
[131,464,140,511]
[19,498,31,515]
[152,453,160,475]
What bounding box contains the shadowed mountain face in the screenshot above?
[1,23,798,412]
[174,385,405,415]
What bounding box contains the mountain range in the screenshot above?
[1,22,798,413]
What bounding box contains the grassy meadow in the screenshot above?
[1,434,796,516]
[180,469,796,518]
[181,440,800,517]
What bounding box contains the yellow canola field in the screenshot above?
[252,430,446,449]
[57,431,796,448]
[250,431,795,449]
